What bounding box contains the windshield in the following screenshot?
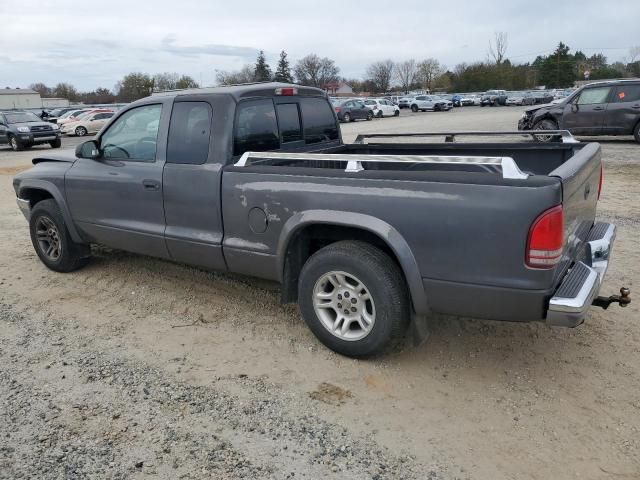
[5,112,41,124]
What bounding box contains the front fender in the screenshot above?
[17,178,83,243]
[277,209,429,315]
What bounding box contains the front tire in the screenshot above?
[9,135,24,151]
[411,105,418,113]
[366,111,373,121]
[394,109,400,117]
[50,138,62,148]
[75,126,87,137]
[342,113,351,123]
[29,199,90,273]
[533,118,559,143]
[633,122,640,143]
[298,241,409,357]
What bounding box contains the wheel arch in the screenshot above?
[277,210,428,314]
[18,180,83,243]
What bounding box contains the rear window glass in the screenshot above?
[299,98,339,145]
[234,99,279,156]
[613,85,640,103]
[276,103,302,143]
[167,101,212,165]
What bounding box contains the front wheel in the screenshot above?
[9,135,24,151]
[342,113,351,123]
[394,109,400,117]
[298,241,409,357]
[366,111,373,121]
[50,138,62,148]
[533,119,559,143]
[376,110,383,118]
[29,199,90,273]
[75,126,87,137]
[633,122,640,143]
[411,105,418,113]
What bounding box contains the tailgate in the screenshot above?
[549,143,602,279]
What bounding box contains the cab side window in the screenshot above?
[101,104,162,161]
[613,85,640,103]
[167,102,212,165]
[576,87,612,105]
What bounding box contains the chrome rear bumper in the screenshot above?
[546,222,616,327]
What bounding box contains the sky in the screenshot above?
[1,0,638,92]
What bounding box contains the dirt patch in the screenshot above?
[309,382,354,406]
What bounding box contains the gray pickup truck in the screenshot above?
[13,82,630,357]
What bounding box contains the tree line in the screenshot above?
[29,72,199,104]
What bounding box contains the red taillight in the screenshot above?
[275,87,298,96]
[598,164,603,200]
[526,205,564,269]
[334,107,341,113]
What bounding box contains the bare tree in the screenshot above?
[489,32,508,64]
[394,59,417,93]
[294,54,340,88]
[629,46,640,63]
[416,58,443,92]
[216,65,255,85]
[29,83,52,97]
[365,60,395,93]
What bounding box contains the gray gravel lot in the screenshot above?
[1,106,638,480]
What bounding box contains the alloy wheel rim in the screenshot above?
[35,216,62,261]
[312,271,376,341]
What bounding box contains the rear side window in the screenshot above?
[167,102,212,165]
[234,99,279,156]
[613,85,640,103]
[299,97,339,145]
[276,103,302,143]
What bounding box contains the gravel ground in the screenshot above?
[1,106,638,480]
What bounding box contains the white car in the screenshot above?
[60,111,114,136]
[362,98,400,118]
[408,95,436,112]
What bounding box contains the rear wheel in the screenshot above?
[29,199,90,273]
[633,122,640,143]
[366,111,373,121]
[298,241,409,357]
[411,105,418,113]
[342,112,351,123]
[75,126,87,137]
[394,109,400,117]
[376,110,383,118]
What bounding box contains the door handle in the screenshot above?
[142,179,160,191]
[592,106,604,111]
[632,105,640,109]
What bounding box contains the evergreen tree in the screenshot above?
[274,50,293,83]
[254,51,272,82]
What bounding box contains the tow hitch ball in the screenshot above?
[593,287,631,310]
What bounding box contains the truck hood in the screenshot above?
[32,149,78,165]
[10,121,54,129]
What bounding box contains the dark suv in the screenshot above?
[519,80,640,143]
[0,110,62,151]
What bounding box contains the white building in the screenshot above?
[0,88,42,109]
[42,97,70,108]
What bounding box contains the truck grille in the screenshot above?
[30,125,52,132]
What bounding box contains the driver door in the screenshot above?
[562,86,612,135]
[65,101,171,258]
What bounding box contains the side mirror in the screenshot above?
[571,103,579,113]
[76,140,100,160]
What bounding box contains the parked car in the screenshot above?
[397,97,413,109]
[506,92,536,106]
[429,95,453,111]
[60,111,115,136]
[461,94,480,106]
[481,90,508,106]
[451,94,464,107]
[530,91,554,105]
[46,107,85,124]
[362,98,400,117]
[518,79,640,143]
[332,99,373,122]
[13,83,630,358]
[56,109,93,127]
[0,110,62,150]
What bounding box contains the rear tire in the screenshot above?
[75,126,87,137]
[29,199,90,273]
[394,109,400,117]
[298,241,409,357]
[633,122,640,143]
[376,110,383,118]
[366,111,373,121]
[342,113,351,123]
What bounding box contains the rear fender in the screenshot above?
[277,210,429,315]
